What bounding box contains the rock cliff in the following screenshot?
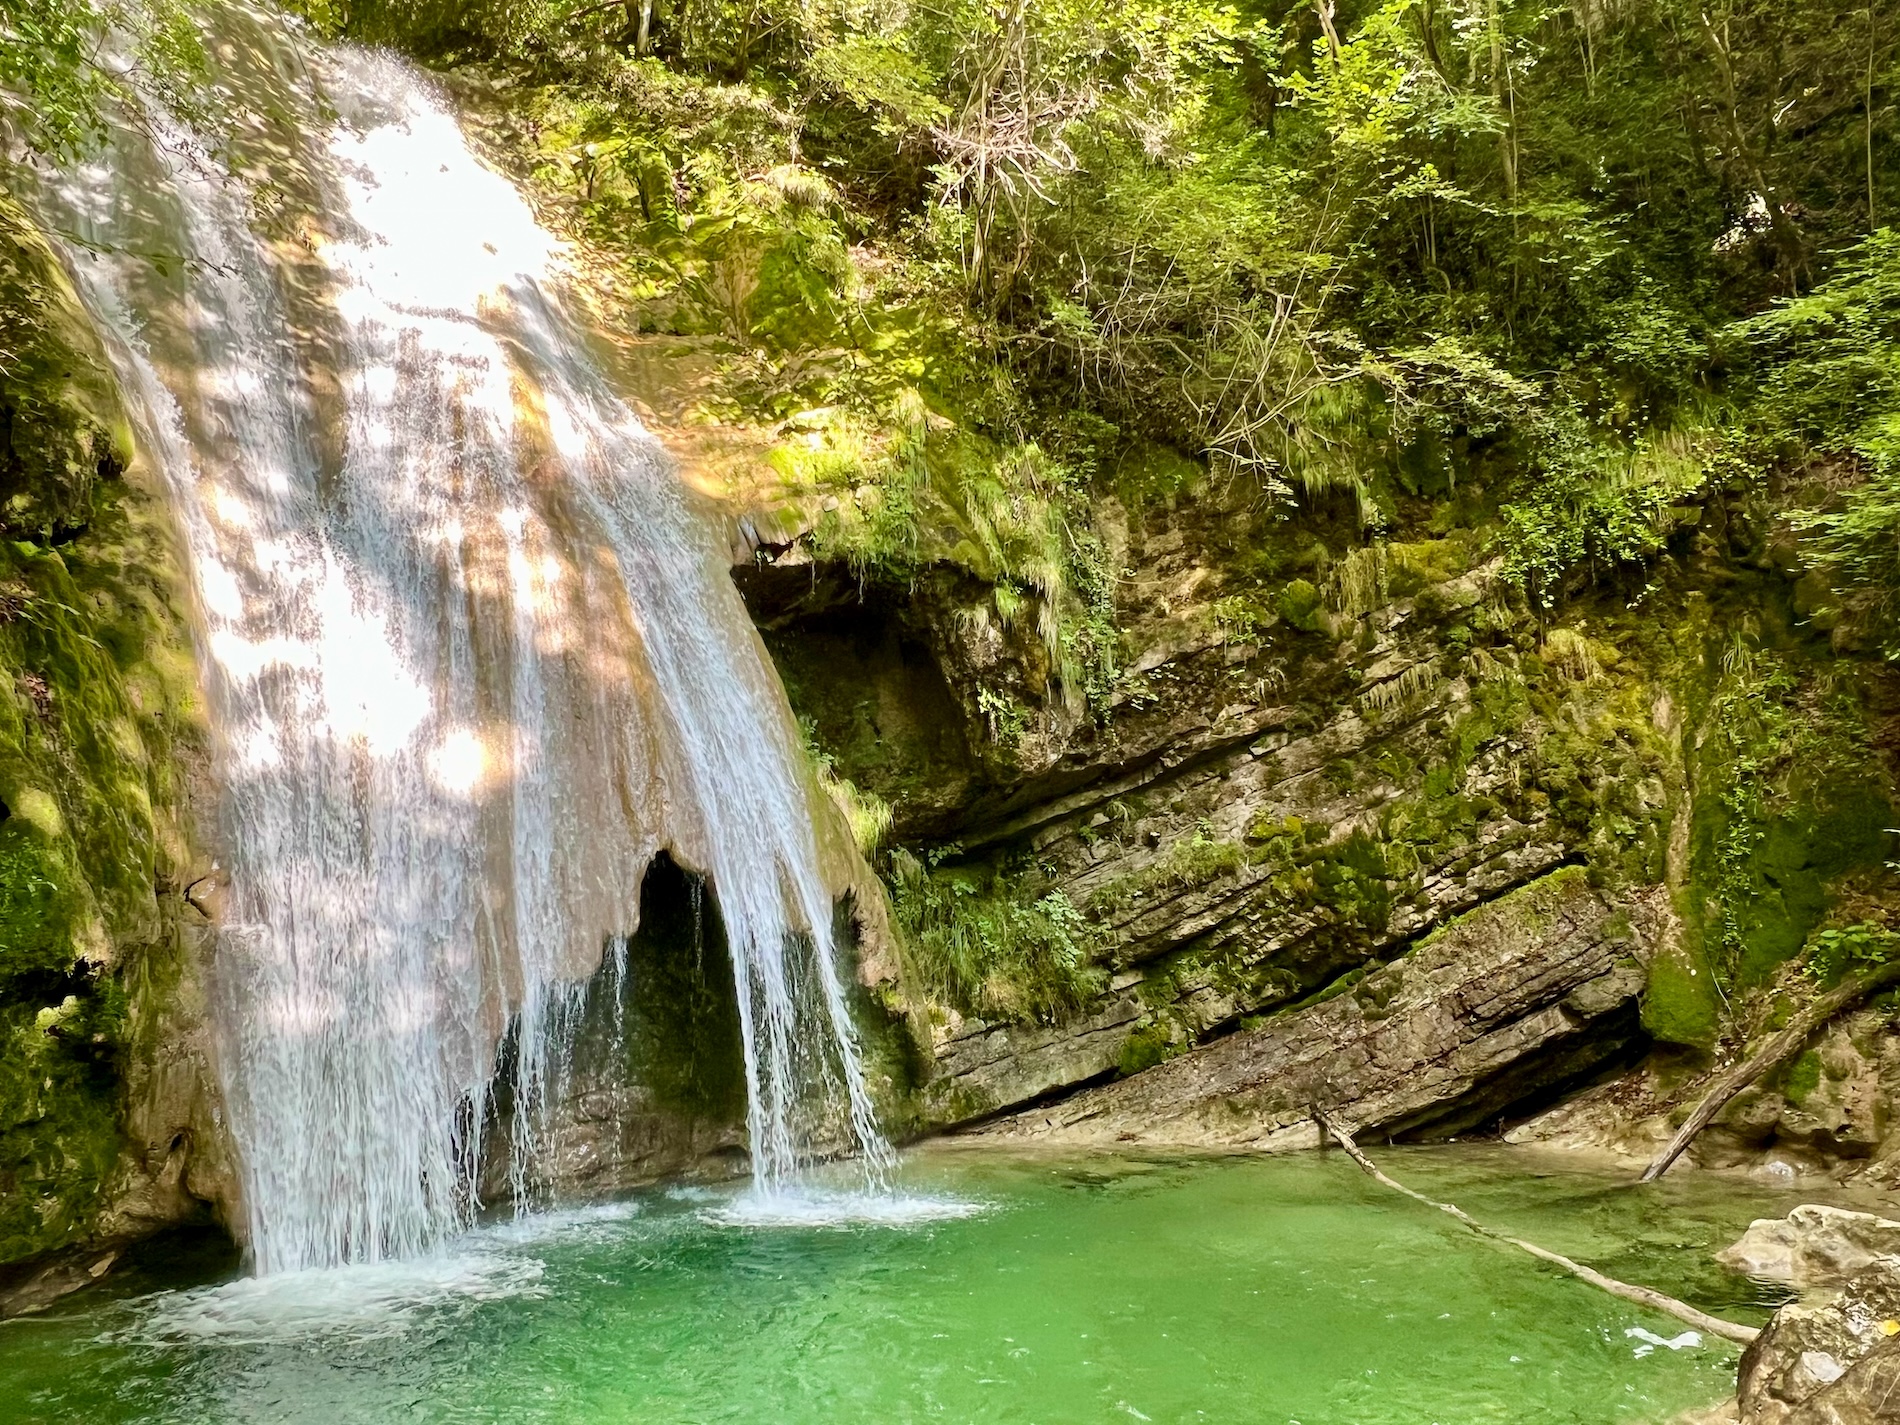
[739,451,1900,1165]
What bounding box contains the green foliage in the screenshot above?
[504,60,856,347]
[1691,637,1895,989]
[800,718,892,854]
[781,402,1121,714]
[1737,232,1900,649]
[1304,831,1396,936]
[1209,593,1275,644]
[1804,923,1900,987]
[973,686,1028,748]
[0,0,210,159]
[0,195,132,540]
[0,986,126,1262]
[316,0,1900,733]
[1497,425,1714,608]
[0,816,81,977]
[886,849,1104,1025]
[306,0,1899,554]
[1739,231,1900,474]
[1089,823,1249,917]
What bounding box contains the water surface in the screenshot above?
[0,1145,1829,1424]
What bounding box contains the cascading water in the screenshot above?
[33,3,888,1273]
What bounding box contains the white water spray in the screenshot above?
[36,7,888,1273]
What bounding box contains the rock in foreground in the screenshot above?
[1722,1204,1900,1424]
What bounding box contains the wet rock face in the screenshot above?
[1,887,240,1318]
[481,855,752,1203]
[1738,1263,1900,1424]
[0,204,236,1307]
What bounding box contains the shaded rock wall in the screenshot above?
[1507,989,1900,1180]
[479,855,750,1202]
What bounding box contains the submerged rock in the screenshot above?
[0,1246,122,1318]
[1720,1206,1900,1291]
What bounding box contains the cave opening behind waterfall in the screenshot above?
[480,853,751,1210]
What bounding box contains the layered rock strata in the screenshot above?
[969,868,1651,1148]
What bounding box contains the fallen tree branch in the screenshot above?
[1640,959,1900,1184]
[1313,1107,1759,1345]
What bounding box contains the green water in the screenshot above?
[0,1144,1834,1425]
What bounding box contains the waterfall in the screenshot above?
[34,5,888,1273]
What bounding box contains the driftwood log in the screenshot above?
[1639,959,1900,1184]
[1313,1107,1759,1345]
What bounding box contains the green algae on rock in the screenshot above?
[0,199,218,1280]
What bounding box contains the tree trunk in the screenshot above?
[1316,0,1342,69]
[1314,1109,1758,1345]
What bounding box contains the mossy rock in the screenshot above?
[1278,578,1326,634]
[0,203,200,1268]
[1640,945,1719,1051]
[1780,1048,1823,1107]
[0,197,130,542]
[1117,1022,1174,1077]
[1728,787,1894,987]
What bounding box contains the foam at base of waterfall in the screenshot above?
[112,1186,981,1347]
[123,1252,549,1346]
[701,1186,988,1230]
[477,1200,643,1247]
[118,1201,661,1345]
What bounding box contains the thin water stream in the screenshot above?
[0,1146,1823,1424]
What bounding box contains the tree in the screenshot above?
[0,0,207,159]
